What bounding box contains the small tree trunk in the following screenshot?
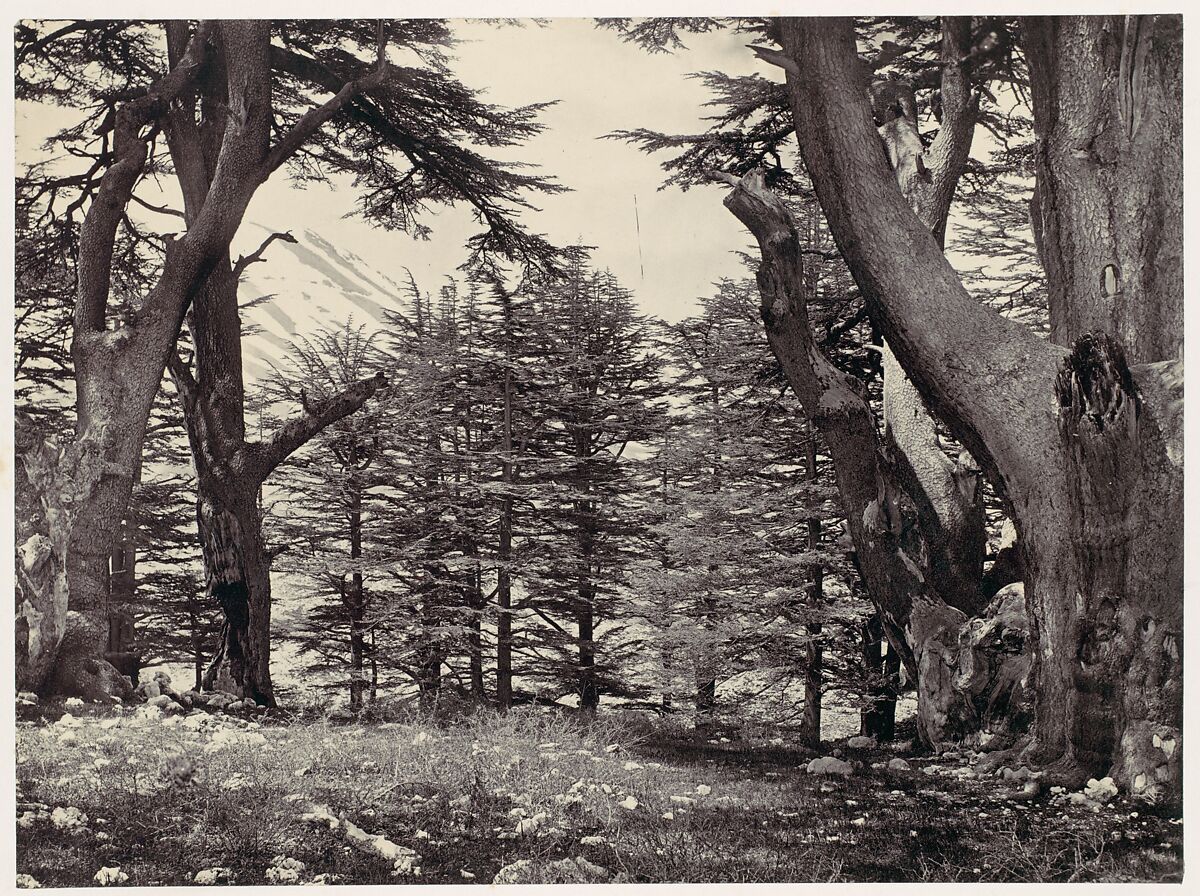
[348,621,365,711]
[799,422,823,750]
[801,623,823,748]
[369,628,378,703]
[577,598,599,713]
[468,567,486,701]
[496,369,515,710]
[347,485,366,710]
[860,614,900,742]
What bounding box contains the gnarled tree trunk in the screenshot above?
[777,16,1182,798]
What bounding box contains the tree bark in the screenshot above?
[871,18,988,619]
[778,17,1182,798]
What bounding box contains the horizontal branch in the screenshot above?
[247,370,389,482]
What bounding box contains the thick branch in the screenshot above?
[247,371,389,482]
[722,169,921,681]
[75,21,213,333]
[778,18,1066,500]
[924,17,980,227]
[263,40,391,176]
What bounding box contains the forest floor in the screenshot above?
[14,700,1184,886]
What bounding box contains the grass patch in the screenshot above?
[15,701,1183,885]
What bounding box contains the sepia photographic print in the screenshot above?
[9,6,1187,888]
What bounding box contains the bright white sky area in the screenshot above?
[16,19,774,324]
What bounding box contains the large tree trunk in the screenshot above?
[777,17,1182,798]
[195,491,275,705]
[164,23,388,708]
[870,19,989,619]
[27,21,393,698]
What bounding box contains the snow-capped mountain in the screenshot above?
[234,223,414,383]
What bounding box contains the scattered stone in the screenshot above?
[492,857,610,885]
[193,867,233,885]
[847,735,876,749]
[888,758,912,772]
[492,860,533,884]
[93,867,128,886]
[266,856,306,884]
[670,795,695,806]
[50,806,88,831]
[580,835,606,845]
[619,795,639,811]
[806,756,854,777]
[696,784,712,796]
[65,697,84,708]
[148,694,172,709]
[460,870,476,880]
[16,873,41,888]
[137,680,162,700]
[1084,777,1119,802]
[299,802,420,876]
[17,692,38,706]
[515,812,546,835]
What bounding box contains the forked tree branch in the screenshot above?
[262,28,391,176]
[232,231,297,279]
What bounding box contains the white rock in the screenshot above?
[806,756,854,777]
[847,735,876,749]
[1083,777,1118,802]
[94,867,128,886]
[492,860,533,884]
[51,806,88,831]
[65,697,84,708]
[888,758,911,772]
[193,867,232,885]
[16,873,41,888]
[515,813,545,836]
[696,784,712,796]
[619,795,639,810]
[580,835,606,845]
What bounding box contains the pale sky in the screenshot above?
[241,19,770,321]
[15,19,774,324]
